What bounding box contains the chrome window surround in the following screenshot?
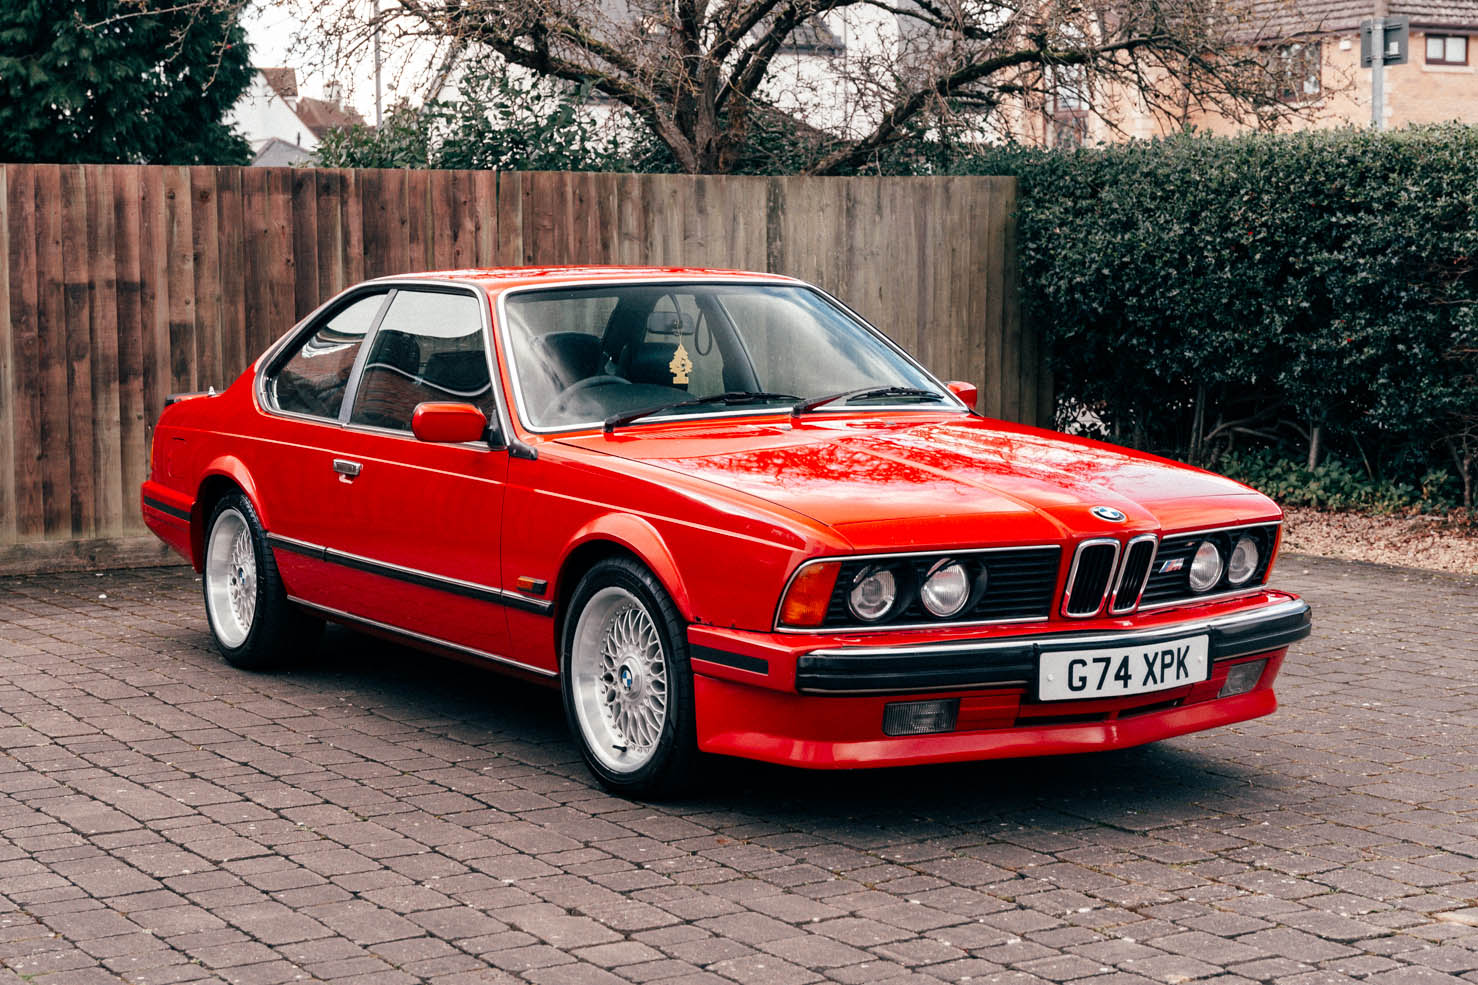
[1107,533,1160,615]
[491,276,969,436]
[252,278,522,456]
[773,545,1061,634]
[1059,538,1122,619]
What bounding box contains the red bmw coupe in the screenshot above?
[142,267,1311,794]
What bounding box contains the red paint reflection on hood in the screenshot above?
[559,414,1279,544]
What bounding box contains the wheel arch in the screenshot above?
[552,514,694,647]
[191,458,266,571]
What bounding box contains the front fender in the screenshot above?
[561,513,695,620]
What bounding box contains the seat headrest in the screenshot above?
[623,342,683,388]
[422,350,491,396]
[375,332,421,374]
[542,332,604,385]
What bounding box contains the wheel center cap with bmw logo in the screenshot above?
[1091,506,1127,522]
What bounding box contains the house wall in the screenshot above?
[1037,27,1478,148]
[227,74,320,153]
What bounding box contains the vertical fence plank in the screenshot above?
[87,166,123,537]
[239,167,270,363]
[8,167,41,540]
[359,168,388,279]
[342,169,365,287]
[314,169,343,300]
[34,166,71,538]
[113,166,146,528]
[60,166,97,537]
[406,168,430,272]
[291,168,320,320]
[164,167,196,396]
[472,170,498,266]
[190,168,223,392]
[492,171,520,266]
[264,168,295,345]
[0,168,12,543]
[431,170,458,269]
[138,167,171,464]
[216,167,248,380]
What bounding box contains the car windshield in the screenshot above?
[501,282,954,430]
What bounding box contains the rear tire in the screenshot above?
[203,492,320,670]
[561,558,699,797]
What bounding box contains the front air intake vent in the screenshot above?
[1062,540,1119,617]
[1109,536,1158,614]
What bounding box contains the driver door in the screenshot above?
[326,286,514,659]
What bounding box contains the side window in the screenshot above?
[268,292,385,418]
[350,289,493,432]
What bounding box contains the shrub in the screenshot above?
[957,126,1478,509]
[1220,449,1457,513]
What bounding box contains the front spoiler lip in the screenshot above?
[793,598,1311,695]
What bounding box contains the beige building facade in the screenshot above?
[1036,0,1478,147]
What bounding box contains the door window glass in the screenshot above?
[350,290,494,431]
[268,292,386,419]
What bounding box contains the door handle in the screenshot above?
[333,459,363,478]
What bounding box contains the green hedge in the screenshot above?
[961,127,1478,511]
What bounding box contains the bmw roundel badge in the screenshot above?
[1091,506,1127,522]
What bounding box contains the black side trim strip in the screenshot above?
[266,535,552,616]
[692,645,769,676]
[266,535,323,560]
[143,496,192,522]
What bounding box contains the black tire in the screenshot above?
[202,492,321,670]
[560,557,700,797]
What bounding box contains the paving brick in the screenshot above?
[0,558,1471,985]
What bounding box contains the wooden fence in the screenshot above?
[0,165,1041,573]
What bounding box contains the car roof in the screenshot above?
[369,265,800,294]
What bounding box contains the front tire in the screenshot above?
[203,493,319,670]
[561,558,698,797]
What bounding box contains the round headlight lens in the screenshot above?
[1226,535,1259,585]
[1188,541,1224,592]
[848,566,898,621]
[920,560,972,618]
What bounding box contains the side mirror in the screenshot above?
[945,381,978,410]
[411,402,488,444]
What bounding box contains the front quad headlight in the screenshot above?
[1188,540,1224,593]
[849,565,900,621]
[920,559,972,617]
[1226,535,1260,585]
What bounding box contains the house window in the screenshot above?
[1426,34,1469,65]
[1048,65,1089,149]
[1268,42,1321,102]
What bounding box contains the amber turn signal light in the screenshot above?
[778,562,841,628]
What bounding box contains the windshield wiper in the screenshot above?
[790,385,944,418]
[603,391,802,433]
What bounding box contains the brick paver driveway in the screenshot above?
[0,556,1474,985]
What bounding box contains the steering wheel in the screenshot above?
[543,374,629,420]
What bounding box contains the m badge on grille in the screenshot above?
[1160,558,1186,573]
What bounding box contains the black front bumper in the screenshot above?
[794,599,1312,695]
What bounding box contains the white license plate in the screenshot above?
[1037,635,1209,701]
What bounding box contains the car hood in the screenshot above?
[557,415,1279,550]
